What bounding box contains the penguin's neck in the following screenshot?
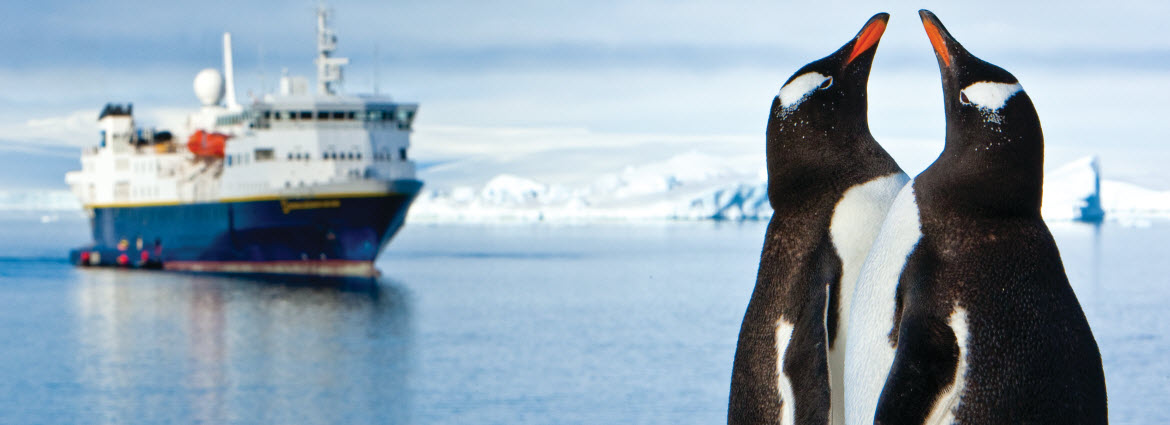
[916,135,1043,224]
[766,129,901,212]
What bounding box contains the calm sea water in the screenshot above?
[0,215,1167,424]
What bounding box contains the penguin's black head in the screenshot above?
[919,10,1045,215]
[766,13,893,203]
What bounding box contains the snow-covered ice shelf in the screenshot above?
[411,151,1170,224]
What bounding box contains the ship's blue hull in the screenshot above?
[70,180,422,276]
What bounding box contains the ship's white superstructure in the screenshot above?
[66,6,418,209]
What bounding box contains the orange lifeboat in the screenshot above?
[187,129,229,157]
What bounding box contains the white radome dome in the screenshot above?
[193,68,225,106]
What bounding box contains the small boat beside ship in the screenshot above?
[66,7,421,276]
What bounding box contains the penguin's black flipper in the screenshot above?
[872,309,961,425]
[729,233,841,425]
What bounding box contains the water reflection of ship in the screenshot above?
[74,270,412,424]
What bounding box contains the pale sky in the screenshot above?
[2,0,1168,188]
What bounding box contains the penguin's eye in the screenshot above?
[960,91,971,105]
[819,76,833,90]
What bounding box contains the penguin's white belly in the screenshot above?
[827,172,908,425]
[843,182,923,425]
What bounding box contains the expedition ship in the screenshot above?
[66,7,421,276]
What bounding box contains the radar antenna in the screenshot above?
[315,5,349,95]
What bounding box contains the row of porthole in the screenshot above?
[229,151,398,165]
[286,152,365,160]
[322,152,362,160]
[260,110,404,122]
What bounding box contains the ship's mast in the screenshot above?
[315,5,349,96]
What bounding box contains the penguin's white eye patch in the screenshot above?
[959,81,1023,111]
[777,72,831,109]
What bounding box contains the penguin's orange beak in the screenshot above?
[920,10,958,69]
[847,14,889,65]
[922,17,951,67]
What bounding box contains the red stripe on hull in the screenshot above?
[164,260,377,277]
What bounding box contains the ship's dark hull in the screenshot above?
[70,180,422,276]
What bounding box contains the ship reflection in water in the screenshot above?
[72,270,412,424]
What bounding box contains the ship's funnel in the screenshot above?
[223,32,239,109]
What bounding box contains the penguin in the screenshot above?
[729,13,908,425]
[855,10,1108,425]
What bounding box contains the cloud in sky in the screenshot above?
[3,0,1170,188]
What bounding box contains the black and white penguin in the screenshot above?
[729,13,907,425]
[855,10,1108,425]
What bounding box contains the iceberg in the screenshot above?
[1042,156,1105,222]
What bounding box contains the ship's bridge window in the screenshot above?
[400,148,407,160]
[397,109,415,130]
[317,111,330,120]
[332,111,345,119]
[365,110,398,122]
[300,111,312,120]
[346,111,355,120]
[255,148,274,161]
